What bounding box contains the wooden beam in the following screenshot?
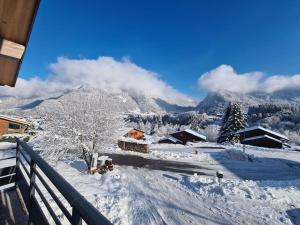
[0,39,25,59]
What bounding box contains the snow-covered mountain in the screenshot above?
[0,87,195,115]
[196,90,300,114]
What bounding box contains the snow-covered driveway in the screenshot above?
[56,161,299,225]
[1,142,300,225]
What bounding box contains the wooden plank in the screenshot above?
[0,0,39,44]
[16,167,30,209]
[0,174,15,186]
[0,56,18,86]
[0,0,40,87]
[0,165,16,177]
[0,189,29,225]
[0,39,25,59]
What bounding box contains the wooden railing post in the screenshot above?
[15,142,20,184]
[28,159,36,225]
[72,207,82,225]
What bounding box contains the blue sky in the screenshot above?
[20,0,300,99]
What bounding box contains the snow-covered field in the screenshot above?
[1,142,300,225]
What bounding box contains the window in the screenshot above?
[9,123,20,129]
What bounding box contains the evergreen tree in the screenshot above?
[217,102,232,143]
[218,102,247,144]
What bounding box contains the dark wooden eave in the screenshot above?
[0,0,40,87]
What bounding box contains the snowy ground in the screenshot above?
[1,142,300,225]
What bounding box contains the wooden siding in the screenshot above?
[0,119,27,135]
[239,129,286,141]
[242,137,283,149]
[118,140,149,153]
[158,138,181,144]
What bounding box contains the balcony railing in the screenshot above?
[0,139,112,225]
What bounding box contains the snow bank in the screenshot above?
[179,175,300,203]
[225,148,252,161]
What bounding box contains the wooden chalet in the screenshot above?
[0,0,40,87]
[158,135,183,144]
[0,115,30,136]
[170,128,207,145]
[236,126,290,149]
[125,128,145,140]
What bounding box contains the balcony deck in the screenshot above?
[0,188,28,225]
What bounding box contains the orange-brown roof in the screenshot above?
[0,0,40,87]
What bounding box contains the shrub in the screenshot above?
[23,136,30,142]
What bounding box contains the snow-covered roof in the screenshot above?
[127,128,145,134]
[0,115,30,125]
[236,126,288,141]
[243,135,283,143]
[160,135,183,144]
[120,137,151,144]
[184,129,207,141]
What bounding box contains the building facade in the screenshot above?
[0,115,30,136]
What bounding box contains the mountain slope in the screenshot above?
[0,87,195,115]
[196,90,300,114]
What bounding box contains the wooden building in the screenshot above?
[118,140,149,153]
[0,0,40,87]
[158,136,183,144]
[124,128,145,140]
[0,115,30,136]
[169,128,206,145]
[236,126,290,149]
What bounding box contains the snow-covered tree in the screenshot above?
[218,102,247,144]
[217,102,232,143]
[201,124,220,142]
[33,88,124,169]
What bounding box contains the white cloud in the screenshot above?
[0,57,194,106]
[198,64,300,94]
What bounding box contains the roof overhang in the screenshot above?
[237,126,289,141]
[0,115,30,126]
[0,0,40,87]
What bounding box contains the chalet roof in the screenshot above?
[243,134,283,144]
[237,126,289,141]
[128,128,145,134]
[0,0,40,87]
[160,135,183,144]
[184,129,207,140]
[0,115,30,126]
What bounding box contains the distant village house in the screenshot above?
[160,128,207,145]
[124,128,145,140]
[119,128,149,153]
[158,135,183,144]
[0,115,30,136]
[236,126,290,149]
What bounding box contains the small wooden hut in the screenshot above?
[0,115,30,136]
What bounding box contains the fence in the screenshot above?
[0,139,112,225]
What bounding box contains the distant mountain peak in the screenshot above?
[196,90,300,114]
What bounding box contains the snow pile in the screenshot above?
[179,175,300,203]
[150,149,211,161]
[224,148,250,161]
